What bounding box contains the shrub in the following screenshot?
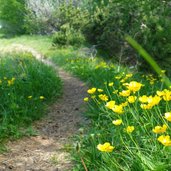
[52,25,85,46]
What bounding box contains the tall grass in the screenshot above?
[0,52,62,143]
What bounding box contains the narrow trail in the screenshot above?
[0,44,88,171]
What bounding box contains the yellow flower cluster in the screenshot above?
[97,142,115,152]
[139,95,161,109]
[157,89,171,101]
[124,81,143,93]
[106,101,124,114]
[98,94,108,101]
[158,135,171,146]
[152,124,167,134]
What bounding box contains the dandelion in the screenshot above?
[40,96,45,100]
[126,126,135,133]
[87,88,96,94]
[84,97,89,102]
[158,135,171,146]
[152,124,167,134]
[97,142,115,152]
[98,94,108,101]
[164,112,171,122]
[112,119,122,126]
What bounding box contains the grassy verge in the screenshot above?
[0,52,62,145]
[49,48,171,170]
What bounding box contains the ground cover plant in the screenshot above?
[0,52,61,144]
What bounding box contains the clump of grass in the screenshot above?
[0,52,62,143]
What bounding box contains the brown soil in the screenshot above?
[0,44,88,171]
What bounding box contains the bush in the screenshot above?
[0,53,62,141]
[52,25,85,46]
[83,0,171,75]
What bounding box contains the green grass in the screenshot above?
[0,52,62,143]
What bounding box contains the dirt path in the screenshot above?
[0,44,88,171]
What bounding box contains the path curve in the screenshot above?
[0,44,88,171]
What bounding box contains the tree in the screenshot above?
[0,0,26,34]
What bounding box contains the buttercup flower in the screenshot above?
[124,81,143,92]
[105,101,115,109]
[112,119,122,126]
[164,112,171,122]
[152,124,167,134]
[97,142,115,152]
[98,94,108,101]
[108,82,114,87]
[87,88,96,94]
[119,90,130,97]
[112,105,124,114]
[40,96,45,100]
[97,89,103,93]
[126,126,135,133]
[128,96,137,103]
[84,97,89,102]
[158,135,171,146]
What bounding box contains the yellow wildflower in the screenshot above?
[112,119,122,126]
[105,101,115,109]
[112,105,124,114]
[158,135,171,146]
[84,97,89,102]
[119,90,131,97]
[87,88,96,94]
[126,73,133,78]
[97,89,103,93]
[28,96,32,99]
[126,126,135,133]
[140,104,153,110]
[164,112,171,122]
[128,96,137,103]
[124,81,143,92]
[97,142,115,152]
[139,95,148,103]
[108,82,114,87]
[40,96,45,100]
[121,101,128,107]
[152,124,167,134]
[115,76,121,80]
[98,94,108,101]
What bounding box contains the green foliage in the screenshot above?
[0,0,26,35]
[52,24,85,46]
[0,53,62,142]
[83,0,171,75]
